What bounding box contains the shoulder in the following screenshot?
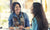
[22,12,28,16]
[22,12,28,17]
[8,13,14,20]
[9,12,14,16]
[9,13,13,17]
[21,12,27,15]
[32,17,37,21]
[33,17,37,20]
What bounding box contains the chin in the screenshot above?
[31,13,33,14]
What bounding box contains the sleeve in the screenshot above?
[32,21,35,30]
[24,13,30,27]
[8,14,13,27]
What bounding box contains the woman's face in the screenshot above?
[14,4,21,15]
[31,5,33,14]
[31,5,34,17]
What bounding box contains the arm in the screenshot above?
[8,14,14,29]
[24,13,30,29]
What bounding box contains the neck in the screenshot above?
[16,13,19,15]
[16,12,20,16]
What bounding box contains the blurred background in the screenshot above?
[0,0,50,30]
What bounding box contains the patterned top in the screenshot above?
[8,12,30,27]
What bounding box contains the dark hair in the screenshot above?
[11,2,21,12]
[33,2,48,30]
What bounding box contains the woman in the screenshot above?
[31,2,48,30]
[8,2,30,30]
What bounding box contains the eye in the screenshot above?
[16,6,20,8]
[16,7,17,8]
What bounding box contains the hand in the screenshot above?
[9,27,14,30]
[19,25,24,30]
[25,27,30,29]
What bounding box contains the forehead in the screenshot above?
[15,4,19,7]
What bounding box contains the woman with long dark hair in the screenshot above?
[31,2,48,30]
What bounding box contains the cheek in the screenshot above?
[18,9,20,12]
[14,7,17,10]
[18,8,21,11]
[31,8,33,12]
[31,7,33,11]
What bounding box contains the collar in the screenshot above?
[12,12,22,18]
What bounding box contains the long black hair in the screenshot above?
[33,2,48,30]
